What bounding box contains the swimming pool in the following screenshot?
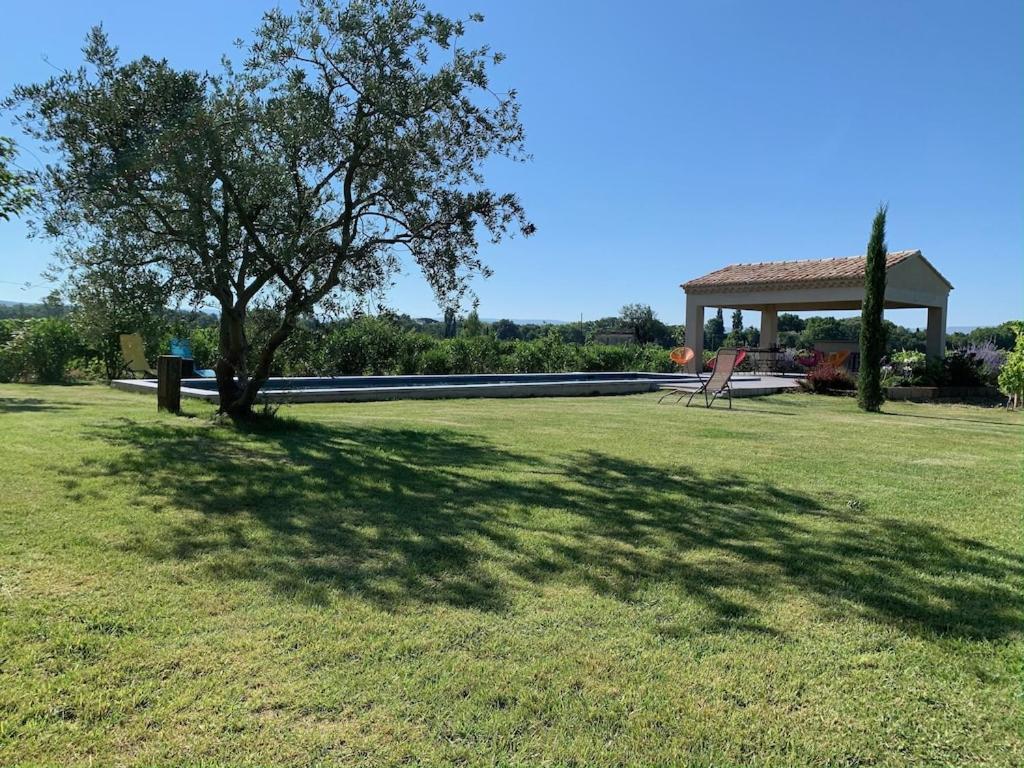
[111,371,795,404]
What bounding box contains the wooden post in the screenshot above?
[157,355,182,414]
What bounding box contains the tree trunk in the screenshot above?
[215,306,252,418]
[215,304,299,420]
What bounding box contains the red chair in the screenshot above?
[796,350,823,368]
[707,348,747,370]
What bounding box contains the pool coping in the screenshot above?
[111,372,801,404]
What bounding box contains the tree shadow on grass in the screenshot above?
[880,408,1023,429]
[0,396,84,413]
[74,416,1023,639]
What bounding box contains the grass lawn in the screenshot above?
[1,384,1022,766]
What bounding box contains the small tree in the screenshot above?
[704,309,725,350]
[620,303,654,344]
[67,258,170,379]
[998,323,1024,409]
[858,205,888,412]
[9,0,532,418]
[778,312,805,332]
[731,309,743,333]
[460,310,484,338]
[492,318,520,341]
[443,308,458,340]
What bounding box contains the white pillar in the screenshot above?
[926,302,947,359]
[759,306,779,349]
[684,295,704,373]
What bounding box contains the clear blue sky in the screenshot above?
[1,0,1021,328]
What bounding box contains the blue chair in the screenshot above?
[169,338,216,378]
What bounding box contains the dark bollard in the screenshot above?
[157,355,182,414]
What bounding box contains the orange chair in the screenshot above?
[822,350,851,369]
[670,346,695,368]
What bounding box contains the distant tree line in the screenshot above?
[2,295,1019,353]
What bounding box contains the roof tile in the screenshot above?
[683,250,921,292]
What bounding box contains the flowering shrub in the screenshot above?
[799,364,856,394]
[883,349,940,386]
[881,345,1005,389]
[775,348,805,374]
[961,342,1005,386]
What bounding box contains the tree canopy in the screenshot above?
[620,303,673,346]
[7,0,532,417]
[0,137,33,220]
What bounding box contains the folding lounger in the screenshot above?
[119,333,157,378]
[658,347,742,408]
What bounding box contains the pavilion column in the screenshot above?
[926,301,947,359]
[684,294,704,373]
[759,305,779,349]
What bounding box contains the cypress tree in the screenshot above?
[858,205,888,411]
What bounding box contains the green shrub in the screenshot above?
[37,310,703,380]
[633,344,674,372]
[443,336,505,374]
[0,319,20,382]
[396,333,437,375]
[189,327,220,370]
[0,318,82,383]
[504,339,550,373]
[416,344,452,374]
[577,344,633,372]
[533,332,578,372]
[942,349,985,387]
[68,355,108,381]
[319,318,401,375]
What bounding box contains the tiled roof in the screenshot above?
[682,250,928,292]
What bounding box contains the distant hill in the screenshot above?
[480,317,570,325]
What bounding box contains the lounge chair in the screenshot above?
[658,347,742,408]
[119,333,157,378]
[169,338,216,378]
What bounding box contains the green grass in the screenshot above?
[1,384,1022,766]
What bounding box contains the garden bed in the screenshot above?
[886,385,1003,402]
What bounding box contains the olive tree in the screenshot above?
[0,137,33,220]
[7,0,532,418]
